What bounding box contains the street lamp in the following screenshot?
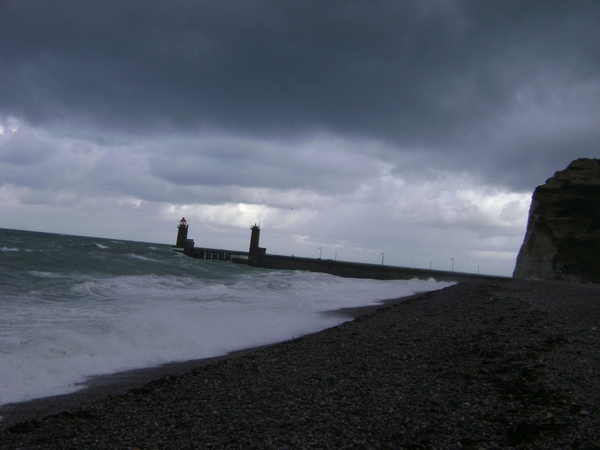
[319,247,322,259]
[381,252,384,265]
[451,258,455,272]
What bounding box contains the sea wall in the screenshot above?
[252,254,507,283]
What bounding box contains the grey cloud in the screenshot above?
[148,136,384,193]
[0,126,56,165]
[0,0,599,217]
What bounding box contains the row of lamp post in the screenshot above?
[316,248,480,274]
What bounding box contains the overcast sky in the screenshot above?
[1,1,599,276]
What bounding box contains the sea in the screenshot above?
[0,228,452,407]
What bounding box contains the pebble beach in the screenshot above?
[1,279,599,449]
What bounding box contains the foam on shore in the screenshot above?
[1,279,600,448]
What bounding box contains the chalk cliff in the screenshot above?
[513,158,600,282]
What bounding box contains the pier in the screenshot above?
[250,253,508,283]
[187,247,235,261]
[172,218,249,262]
[172,218,509,283]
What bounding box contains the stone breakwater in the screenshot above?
[1,280,599,448]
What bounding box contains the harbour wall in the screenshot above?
[172,219,508,283]
[252,254,509,283]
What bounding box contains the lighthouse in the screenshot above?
[249,224,260,254]
[175,217,188,249]
[248,224,266,263]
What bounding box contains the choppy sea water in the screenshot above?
[0,228,452,406]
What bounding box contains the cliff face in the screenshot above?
[513,158,600,283]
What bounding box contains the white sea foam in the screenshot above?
[0,270,452,406]
[0,247,19,252]
[126,253,159,262]
[27,271,66,279]
[94,243,109,249]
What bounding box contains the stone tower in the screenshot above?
[175,217,188,249]
[248,224,266,262]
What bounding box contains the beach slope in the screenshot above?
[1,279,599,448]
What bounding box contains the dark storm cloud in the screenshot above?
[147,136,383,193]
[1,0,599,190]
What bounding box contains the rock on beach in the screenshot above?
[1,279,599,449]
